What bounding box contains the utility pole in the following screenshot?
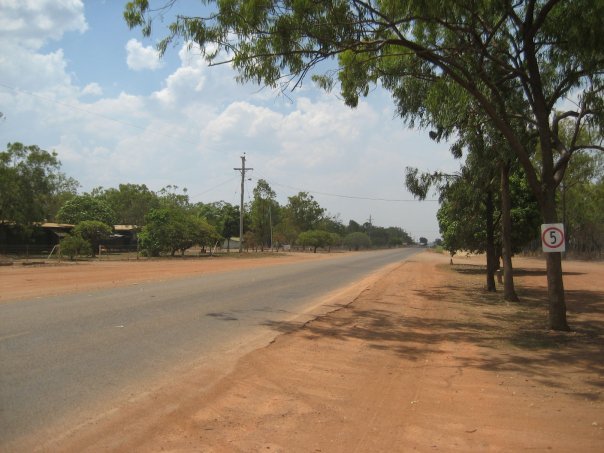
[234,154,253,252]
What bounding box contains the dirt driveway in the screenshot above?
[3,251,603,451]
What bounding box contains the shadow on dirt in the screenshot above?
[261,265,604,400]
[450,263,585,277]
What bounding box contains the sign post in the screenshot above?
[541,223,565,253]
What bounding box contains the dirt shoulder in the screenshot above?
[48,251,603,452]
[0,252,333,303]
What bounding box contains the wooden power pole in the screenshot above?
[234,154,253,252]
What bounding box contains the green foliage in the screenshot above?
[297,229,333,253]
[559,150,604,256]
[284,192,325,232]
[436,178,485,256]
[60,234,92,260]
[316,215,345,235]
[329,232,342,248]
[250,179,279,249]
[138,207,220,257]
[57,195,117,225]
[343,232,371,251]
[0,142,78,229]
[273,217,298,248]
[125,0,604,329]
[158,185,191,211]
[386,227,413,246]
[194,201,242,249]
[219,203,241,247]
[73,221,112,256]
[346,220,362,234]
[96,183,159,226]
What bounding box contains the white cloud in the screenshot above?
[81,82,103,97]
[0,3,458,238]
[0,1,88,96]
[0,0,87,48]
[125,39,163,71]
[0,43,72,92]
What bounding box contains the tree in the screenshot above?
[329,232,342,251]
[343,232,371,251]
[386,227,413,247]
[186,216,221,254]
[57,195,117,226]
[158,185,190,211]
[316,214,346,236]
[415,158,540,293]
[139,207,219,257]
[60,234,92,260]
[220,204,241,251]
[0,142,78,230]
[250,179,279,250]
[283,192,325,232]
[72,221,112,257]
[368,226,390,248]
[97,183,159,226]
[273,217,299,250]
[126,1,604,330]
[297,229,333,253]
[346,220,363,234]
[242,230,258,251]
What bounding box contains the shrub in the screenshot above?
[60,235,92,260]
[73,220,112,256]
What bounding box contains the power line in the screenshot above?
[188,176,239,200]
[252,173,438,202]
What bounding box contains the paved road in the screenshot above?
[0,248,420,446]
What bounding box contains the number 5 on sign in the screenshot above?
[541,223,565,253]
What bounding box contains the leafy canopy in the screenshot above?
[57,195,117,226]
[125,0,604,211]
[0,142,78,226]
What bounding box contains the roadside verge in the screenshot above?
[55,252,604,452]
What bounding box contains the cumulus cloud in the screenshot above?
[125,39,163,71]
[0,4,456,236]
[0,0,87,48]
[0,1,87,94]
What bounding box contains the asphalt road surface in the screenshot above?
[0,248,420,447]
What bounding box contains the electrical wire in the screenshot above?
[252,172,438,202]
[188,176,239,200]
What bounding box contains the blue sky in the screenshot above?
[0,0,461,240]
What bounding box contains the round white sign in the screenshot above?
[541,223,565,252]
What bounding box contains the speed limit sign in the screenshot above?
[541,223,565,252]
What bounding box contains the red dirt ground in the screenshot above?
[2,251,602,452]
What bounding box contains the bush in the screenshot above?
[60,235,92,260]
[297,229,333,253]
[73,220,112,256]
[138,208,221,256]
[343,232,371,251]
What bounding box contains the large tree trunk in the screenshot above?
[485,189,497,292]
[542,185,570,331]
[500,162,518,302]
